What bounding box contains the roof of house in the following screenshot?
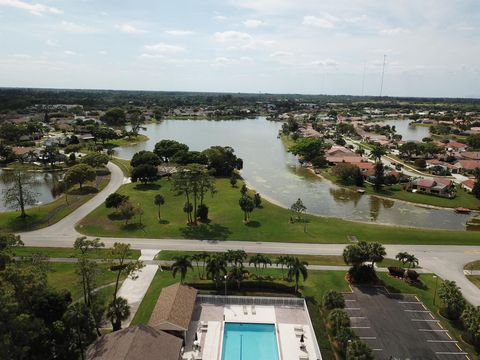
[86,324,182,360]
[412,177,452,189]
[148,283,197,331]
[456,160,480,170]
[462,179,476,189]
[444,140,467,149]
[326,155,363,163]
[460,152,480,160]
[12,146,34,155]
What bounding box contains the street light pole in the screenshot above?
[224,274,227,296]
[433,275,439,306]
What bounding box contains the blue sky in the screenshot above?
[0,0,479,97]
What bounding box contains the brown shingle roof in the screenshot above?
[149,283,197,331]
[87,324,182,360]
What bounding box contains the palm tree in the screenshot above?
[229,264,248,289]
[287,257,308,293]
[395,251,409,266]
[369,144,386,163]
[107,297,130,331]
[249,253,271,277]
[206,254,227,287]
[226,249,247,267]
[368,242,386,268]
[404,254,419,269]
[199,251,210,279]
[153,194,165,220]
[191,253,202,278]
[172,255,193,284]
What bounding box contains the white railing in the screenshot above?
[196,294,305,307]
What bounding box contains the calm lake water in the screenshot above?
[0,170,61,211]
[378,118,430,141]
[116,117,472,230]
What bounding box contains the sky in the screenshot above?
[0,0,479,98]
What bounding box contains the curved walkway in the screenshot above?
[15,161,480,306]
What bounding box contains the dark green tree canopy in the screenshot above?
[130,150,161,167]
[154,140,189,162]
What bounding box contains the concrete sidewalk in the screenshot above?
[117,249,159,327]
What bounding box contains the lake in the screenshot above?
[378,118,430,142]
[0,170,62,212]
[115,117,472,230]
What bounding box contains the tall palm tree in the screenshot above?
[191,253,202,278]
[404,254,419,269]
[249,253,271,277]
[395,251,409,266]
[369,144,386,163]
[206,254,227,287]
[106,297,130,331]
[368,242,386,268]
[153,194,165,220]
[171,255,193,284]
[199,251,210,279]
[229,264,248,289]
[287,257,308,293]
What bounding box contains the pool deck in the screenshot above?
[182,299,321,360]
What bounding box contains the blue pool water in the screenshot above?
[221,323,279,360]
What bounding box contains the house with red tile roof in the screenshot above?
[406,177,455,198]
[453,160,480,174]
[461,179,476,192]
[442,140,467,152]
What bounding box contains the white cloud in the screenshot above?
[211,56,253,67]
[311,59,338,67]
[213,15,227,22]
[303,14,338,29]
[115,24,147,34]
[59,21,97,34]
[10,53,32,59]
[343,14,368,23]
[243,19,265,28]
[214,31,252,43]
[165,30,194,36]
[0,0,62,16]
[63,50,76,56]
[144,42,185,53]
[269,51,291,57]
[45,39,57,47]
[98,50,107,55]
[379,27,408,36]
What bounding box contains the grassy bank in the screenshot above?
[155,250,400,268]
[464,260,480,271]
[110,157,132,176]
[0,173,110,232]
[15,246,140,259]
[320,168,480,210]
[467,275,480,289]
[77,178,480,245]
[107,134,149,147]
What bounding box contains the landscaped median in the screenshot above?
[464,260,480,289]
[77,178,480,245]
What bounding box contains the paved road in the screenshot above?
[16,162,480,306]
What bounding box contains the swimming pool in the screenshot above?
[221,322,279,360]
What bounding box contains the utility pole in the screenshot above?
[379,54,387,97]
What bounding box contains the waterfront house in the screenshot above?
[406,177,455,197]
[443,140,467,152]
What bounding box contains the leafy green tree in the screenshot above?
[240,183,248,196]
[130,150,161,167]
[0,233,24,271]
[92,126,117,144]
[369,144,386,162]
[323,290,345,310]
[101,108,126,126]
[343,242,370,269]
[346,340,374,360]
[154,194,165,220]
[117,200,136,225]
[289,137,326,162]
[183,202,193,224]
[171,150,208,165]
[373,161,384,191]
[253,193,262,207]
[276,255,294,279]
[62,302,97,360]
[461,305,480,347]
[64,164,96,190]
[131,164,158,184]
[332,163,364,186]
[74,237,104,307]
[1,170,39,218]
[239,196,255,222]
[202,145,243,176]
[467,133,480,149]
[327,309,350,337]
[81,153,109,168]
[154,140,189,162]
[172,255,193,284]
[368,242,386,268]
[105,193,129,208]
[438,280,466,320]
[287,257,308,292]
[228,264,248,289]
[290,198,307,222]
[230,174,238,187]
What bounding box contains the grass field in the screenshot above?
[77,178,480,245]
[131,268,478,360]
[467,275,480,289]
[110,157,132,176]
[0,173,110,232]
[47,262,125,300]
[15,246,140,259]
[106,134,149,147]
[155,250,401,268]
[464,260,480,271]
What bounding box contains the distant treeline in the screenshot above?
[1,87,480,112]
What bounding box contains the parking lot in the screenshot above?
[344,286,469,360]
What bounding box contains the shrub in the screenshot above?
[327,309,350,338]
[346,340,374,360]
[336,326,358,356]
[414,158,426,169]
[64,144,82,154]
[197,204,209,222]
[388,266,405,278]
[323,290,345,310]
[105,193,129,208]
[348,265,377,284]
[438,280,466,320]
[406,269,420,282]
[461,305,480,347]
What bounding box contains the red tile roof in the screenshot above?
[456,160,480,170]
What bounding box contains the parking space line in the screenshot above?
[404,310,431,313]
[398,301,421,304]
[427,340,458,343]
[349,316,366,319]
[345,307,360,310]
[435,352,468,355]
[412,319,440,322]
[446,333,453,340]
[351,326,370,329]
[418,329,448,332]
[372,349,383,351]
[345,299,357,302]
[360,337,376,340]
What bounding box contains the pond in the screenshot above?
[378,118,430,142]
[115,117,473,231]
[0,169,62,212]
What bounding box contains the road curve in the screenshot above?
[16,161,480,306]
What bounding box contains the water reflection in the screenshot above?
[114,117,471,230]
[379,119,430,141]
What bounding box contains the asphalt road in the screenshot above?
[16,162,480,306]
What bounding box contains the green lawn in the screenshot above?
[110,157,132,176]
[0,173,110,232]
[320,168,480,210]
[467,275,480,289]
[15,246,140,259]
[464,260,480,271]
[156,250,400,268]
[106,134,149,147]
[47,262,124,300]
[77,178,480,245]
